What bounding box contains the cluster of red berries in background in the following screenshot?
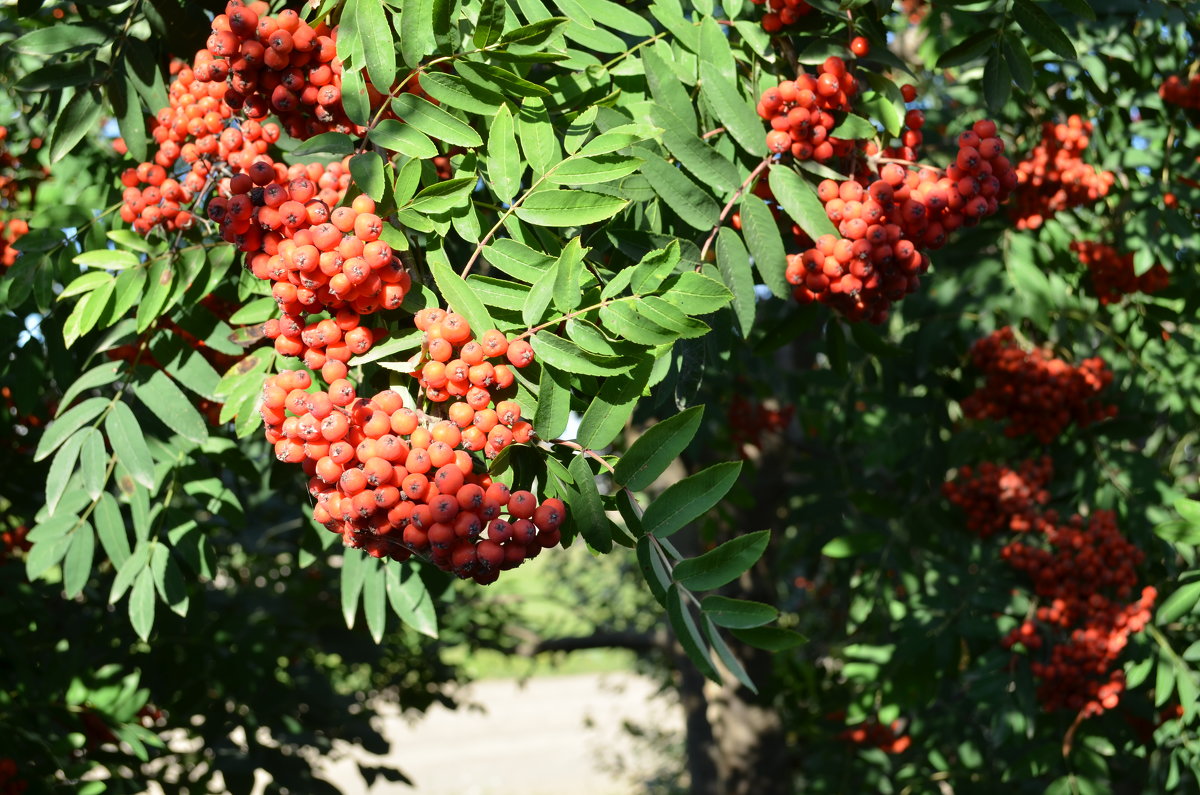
[1,218,28,268]
[946,458,1156,718]
[412,308,536,459]
[0,759,26,795]
[960,327,1115,444]
[1160,73,1200,109]
[750,0,813,34]
[784,120,1017,323]
[0,126,38,267]
[259,365,563,584]
[0,524,31,566]
[757,57,859,162]
[1070,241,1170,305]
[941,456,1053,539]
[727,394,794,458]
[1012,116,1114,230]
[838,718,912,755]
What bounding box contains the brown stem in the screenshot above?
[697,156,773,268]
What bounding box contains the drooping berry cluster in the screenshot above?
[751,0,813,35]
[784,121,1017,322]
[941,456,1054,539]
[118,58,282,236]
[838,719,912,754]
[412,308,536,459]
[1012,116,1114,230]
[1001,511,1156,718]
[946,458,1156,718]
[194,2,365,140]
[960,327,1115,444]
[1160,73,1200,110]
[260,369,564,583]
[728,394,793,458]
[0,759,26,795]
[1070,241,1169,305]
[757,58,858,162]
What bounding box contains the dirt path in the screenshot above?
[316,672,684,794]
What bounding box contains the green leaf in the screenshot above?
[368,120,438,158]
[129,568,156,641]
[62,522,95,599]
[74,249,139,271]
[516,98,561,175]
[45,429,86,517]
[701,595,779,628]
[675,530,770,590]
[26,529,74,581]
[821,533,886,558]
[429,259,495,334]
[456,60,549,98]
[702,615,757,692]
[635,148,718,230]
[339,67,371,127]
[636,534,670,606]
[363,559,387,644]
[1053,0,1095,20]
[768,166,838,241]
[15,59,101,92]
[418,71,504,114]
[136,258,174,333]
[386,564,438,637]
[109,75,147,162]
[474,0,508,47]
[729,626,806,651]
[568,453,612,552]
[132,370,209,445]
[630,242,682,295]
[407,176,477,214]
[716,228,755,337]
[486,104,522,204]
[532,331,629,376]
[653,107,740,194]
[1012,0,1077,59]
[11,24,109,53]
[347,0,397,90]
[552,238,585,313]
[1158,581,1200,624]
[576,358,653,450]
[523,265,557,327]
[643,48,695,130]
[547,154,643,186]
[698,62,765,156]
[666,584,720,681]
[983,47,1011,113]
[936,29,999,68]
[831,114,878,140]
[105,402,155,489]
[614,405,703,490]
[740,194,789,299]
[290,131,355,157]
[341,548,367,628]
[642,461,743,539]
[1003,32,1035,93]
[659,272,733,316]
[483,238,557,283]
[500,16,568,44]
[534,364,572,440]
[514,189,628,227]
[392,94,484,148]
[50,86,102,163]
[35,396,108,462]
[400,0,437,66]
[94,492,130,569]
[349,151,387,202]
[579,123,660,157]
[78,427,108,501]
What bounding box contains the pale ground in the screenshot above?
[313,672,684,795]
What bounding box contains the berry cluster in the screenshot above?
[838,719,911,755]
[412,308,536,459]
[0,524,30,565]
[784,120,1017,322]
[0,759,26,795]
[946,458,1156,718]
[1160,73,1200,109]
[940,456,1053,539]
[727,394,793,457]
[194,2,365,140]
[752,0,813,35]
[1001,511,1156,717]
[757,58,858,162]
[260,369,564,583]
[212,185,406,372]
[960,327,1115,444]
[1,218,28,268]
[118,58,281,235]
[1070,241,1169,305]
[1012,116,1114,230]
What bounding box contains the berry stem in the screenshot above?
[697,155,772,268]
